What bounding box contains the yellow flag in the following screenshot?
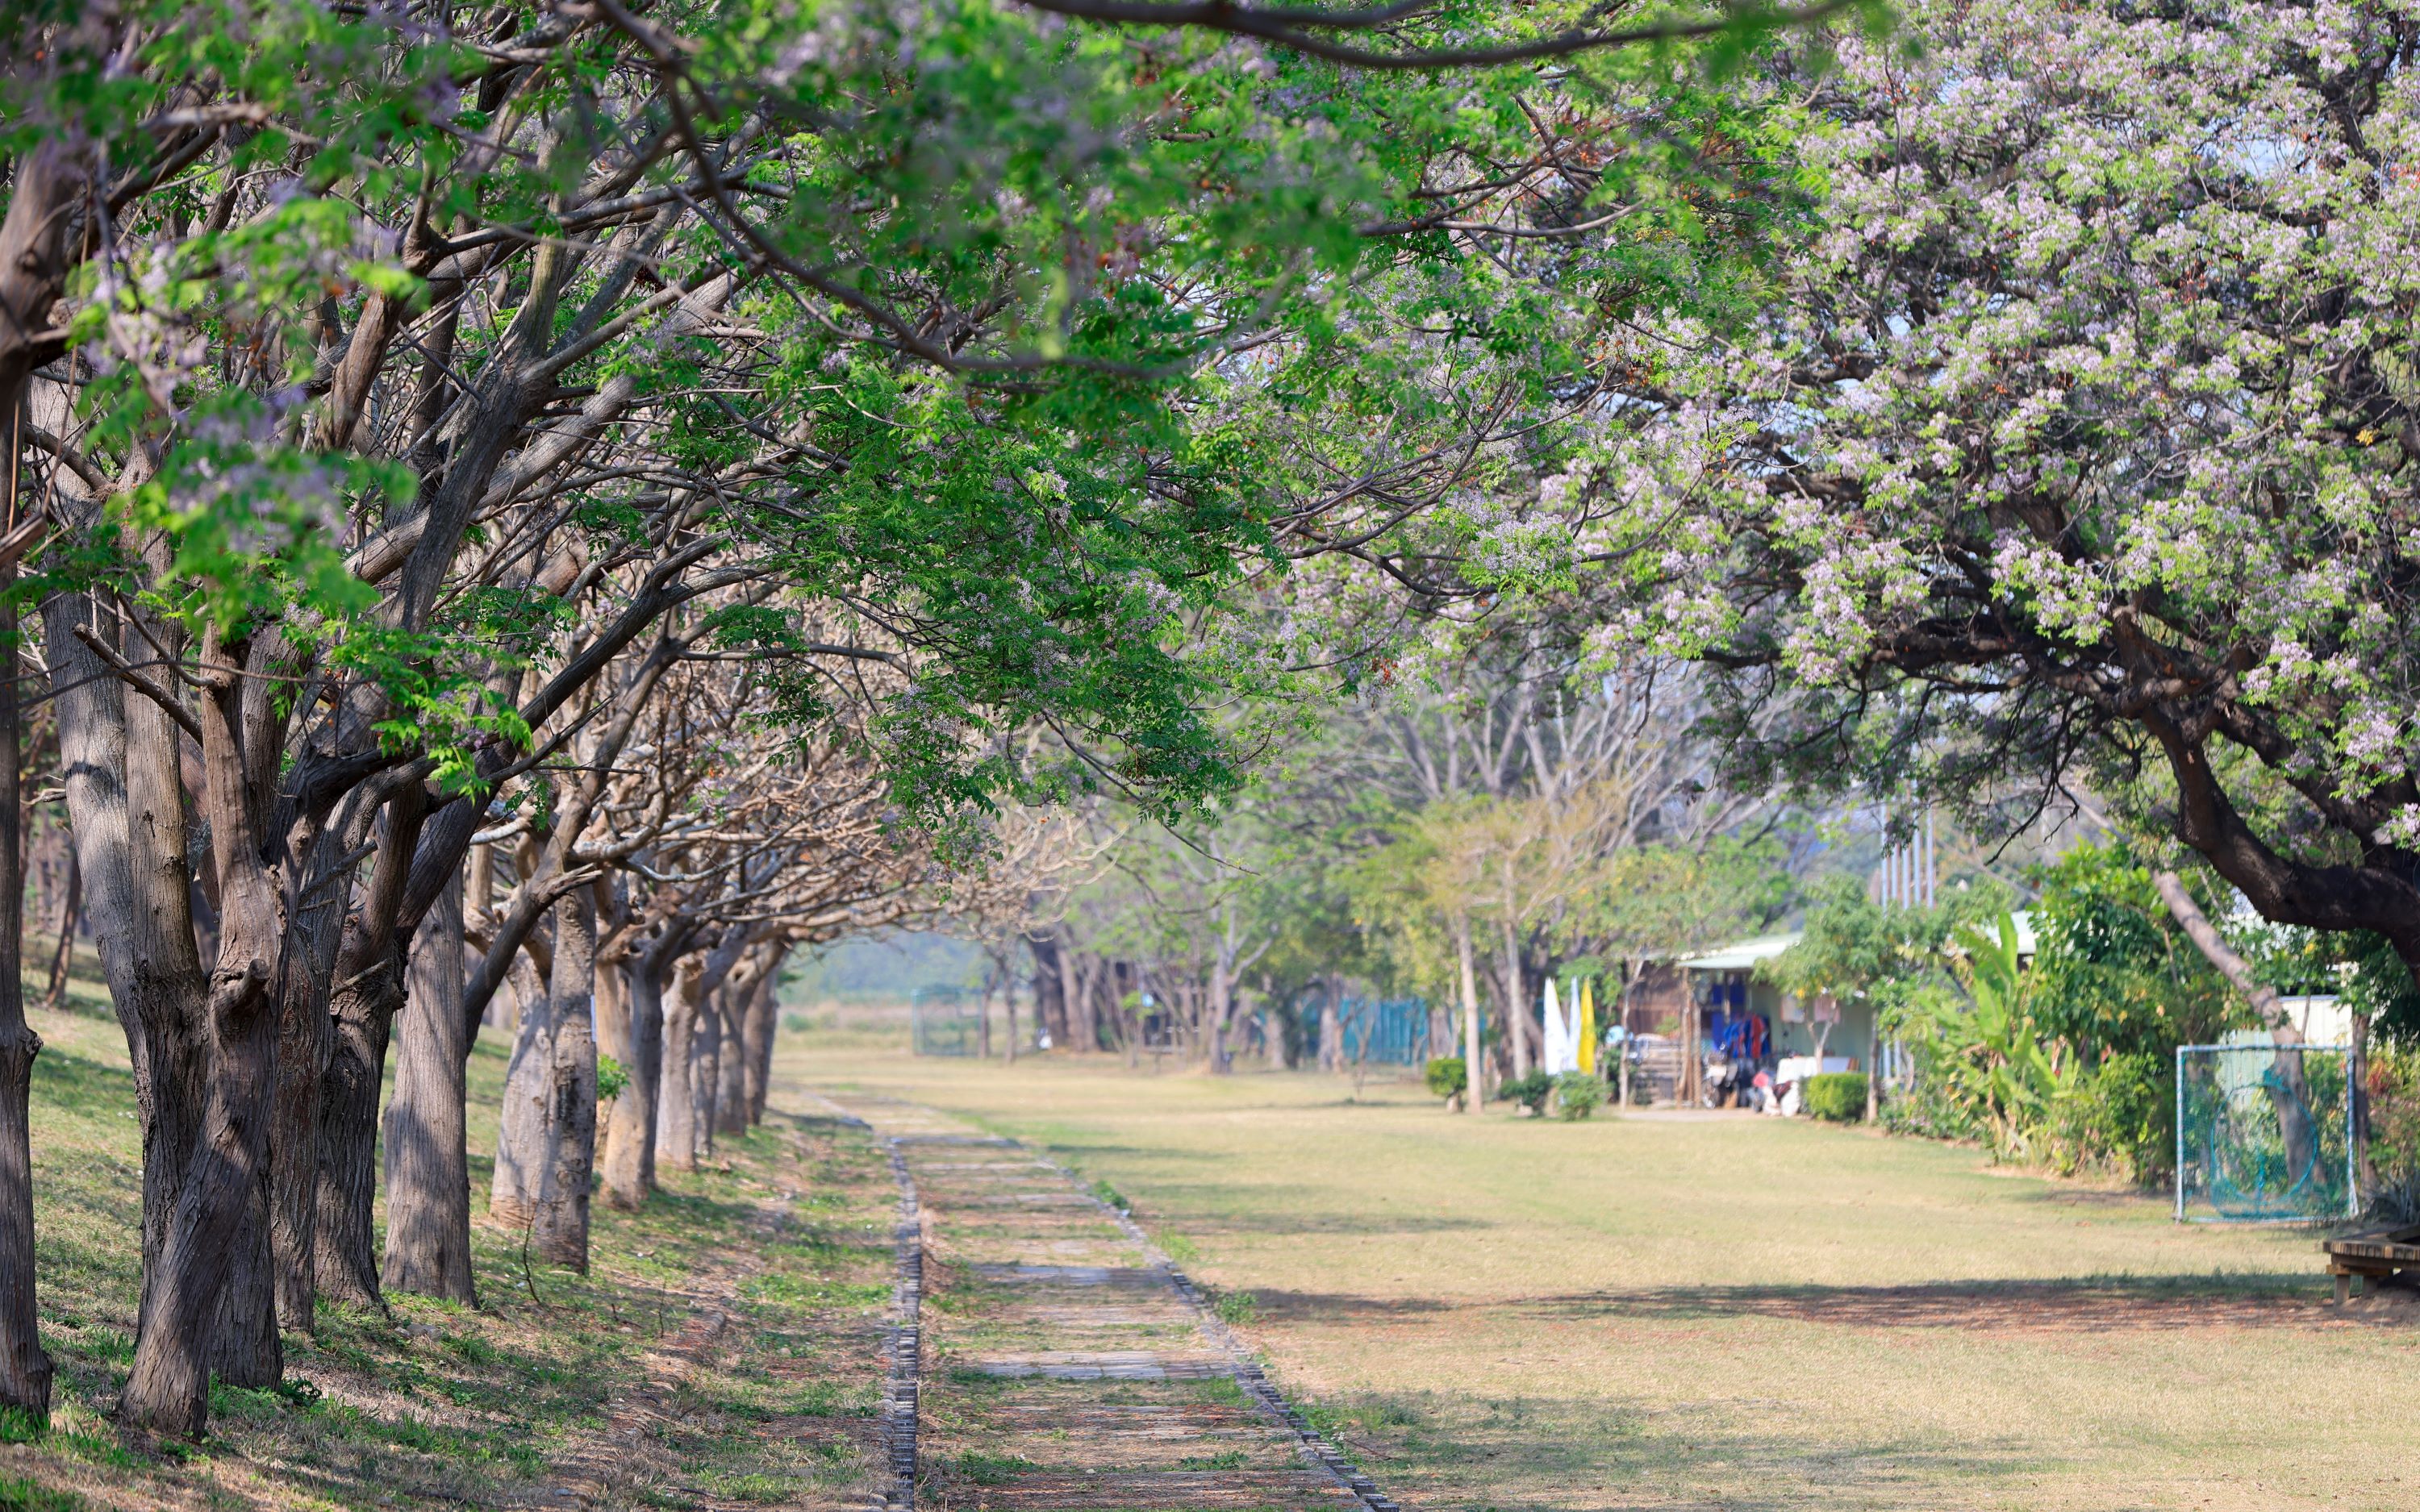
[1578,977,1597,1075]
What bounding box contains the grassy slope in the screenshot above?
[6,952,898,1511]
[812,1040,2420,1512]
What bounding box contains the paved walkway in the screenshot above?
[826,1094,1396,1512]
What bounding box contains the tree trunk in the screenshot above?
[490,941,557,1231]
[742,956,782,1127]
[1059,944,1095,1052]
[1866,1011,1882,1122]
[1207,946,1233,1075]
[1498,909,1530,1082]
[44,593,202,1367]
[0,142,75,1417]
[601,950,665,1210]
[690,973,723,1160]
[282,783,402,1327]
[313,951,407,1310]
[123,626,307,1432]
[1318,977,1341,1073]
[0,573,50,1417]
[383,872,476,1302]
[2352,1006,2376,1208]
[268,898,333,1331]
[1027,932,1066,1049]
[2151,869,2320,1185]
[1006,973,1022,1064]
[714,978,749,1138]
[1456,912,1483,1113]
[534,885,595,1270]
[594,926,632,1067]
[656,959,703,1173]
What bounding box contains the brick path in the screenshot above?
[828,1095,1400,1512]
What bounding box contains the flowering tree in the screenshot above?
[1500,0,2420,981]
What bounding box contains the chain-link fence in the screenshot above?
[911,986,983,1056]
[2175,1040,2354,1223]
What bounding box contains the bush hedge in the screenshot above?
[1805,1072,1867,1123]
[1423,1056,1467,1103]
[1501,1071,1553,1116]
[1554,1072,1603,1120]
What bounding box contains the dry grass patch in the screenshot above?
[10,962,896,1510]
[818,1047,2420,1512]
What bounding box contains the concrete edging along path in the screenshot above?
[807,1098,925,1512]
[877,1135,925,1511]
[1061,1158,1406,1512]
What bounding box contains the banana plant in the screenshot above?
[1931,914,2067,1152]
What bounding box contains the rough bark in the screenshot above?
[267,885,333,1332]
[273,781,394,1331]
[0,576,50,1418]
[601,946,668,1209]
[655,957,703,1174]
[490,940,557,1229]
[690,973,723,1159]
[1317,977,1341,1074]
[714,982,749,1137]
[1026,932,1066,1049]
[1457,913,1483,1111]
[594,924,632,1066]
[1498,906,1531,1082]
[534,885,596,1269]
[0,135,85,1422]
[1207,947,1233,1074]
[312,787,428,1310]
[383,872,476,1302]
[46,584,257,1421]
[120,626,292,1435]
[741,952,783,1126]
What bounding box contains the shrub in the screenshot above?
[1501,1071,1552,1116]
[1423,1056,1467,1103]
[2042,1051,2172,1185]
[1805,1072,1867,1123]
[1554,1072,1603,1121]
[595,1055,629,1104]
[2372,1043,2420,1222]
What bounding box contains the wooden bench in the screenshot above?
[2323,1223,2420,1303]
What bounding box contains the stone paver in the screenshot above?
[824,1093,1402,1512]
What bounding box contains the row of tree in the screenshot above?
[2,0,1829,1440]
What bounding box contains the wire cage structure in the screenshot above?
[1337,997,1432,1067]
[910,986,983,1057]
[2174,1040,2355,1223]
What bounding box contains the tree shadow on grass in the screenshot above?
[1108,1183,1489,1238]
[1252,1272,2405,1332]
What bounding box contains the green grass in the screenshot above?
[10,948,896,1509]
[953,1449,1038,1485]
[819,1046,2420,1512]
[0,1473,84,1511]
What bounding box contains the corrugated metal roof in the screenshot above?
[1675,931,1804,972]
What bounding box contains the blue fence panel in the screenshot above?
[1338,997,1431,1067]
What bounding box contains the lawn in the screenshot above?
[807,1035,2420,1512]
